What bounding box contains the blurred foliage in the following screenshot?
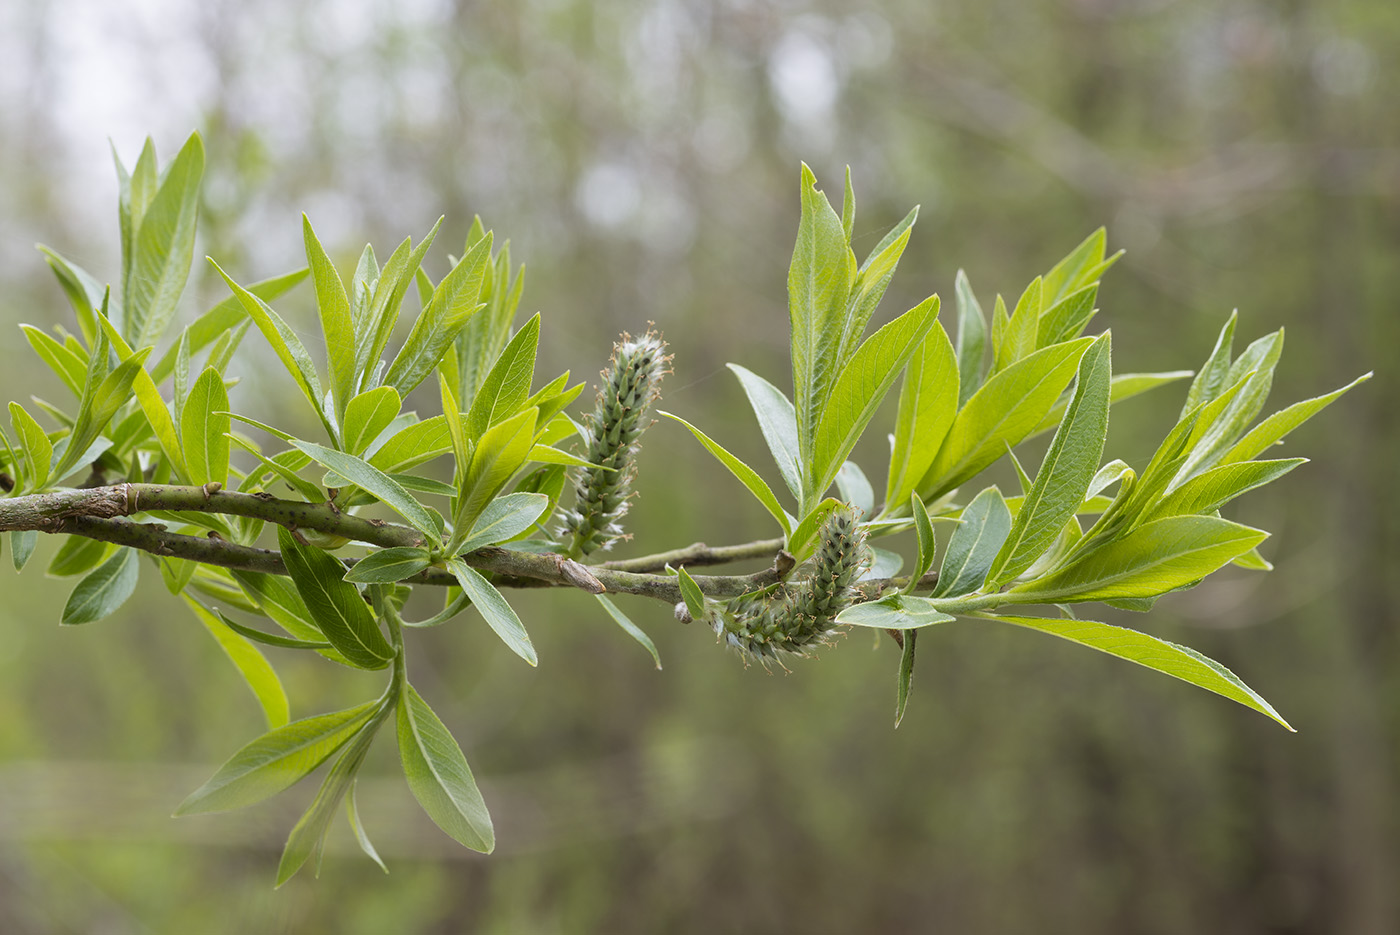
[0,0,1396,931]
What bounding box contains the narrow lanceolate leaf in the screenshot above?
[933,486,1013,598]
[841,204,918,363]
[466,313,540,440]
[37,245,107,343]
[92,313,190,481]
[186,598,289,729]
[277,526,394,669]
[398,683,494,852]
[835,461,875,517]
[1036,283,1098,348]
[11,530,38,572]
[302,215,356,419]
[1146,459,1305,522]
[1172,331,1284,483]
[920,338,1093,500]
[386,233,492,399]
[837,594,956,630]
[1030,370,1193,438]
[346,780,388,873]
[728,364,803,501]
[1007,515,1266,604]
[953,270,987,406]
[994,277,1041,372]
[1219,372,1371,465]
[595,595,662,669]
[812,296,940,503]
[985,615,1292,730]
[215,609,332,650]
[175,701,379,815]
[660,412,792,536]
[1182,311,1237,417]
[289,440,442,545]
[455,492,549,554]
[446,559,536,666]
[1040,228,1109,305]
[788,164,857,470]
[61,547,138,625]
[356,220,443,392]
[343,547,434,584]
[20,325,88,397]
[885,321,958,514]
[53,347,151,482]
[676,567,707,621]
[906,494,937,594]
[9,403,52,491]
[126,132,203,349]
[371,414,452,475]
[182,367,232,487]
[277,717,383,886]
[987,333,1111,588]
[895,629,916,728]
[453,407,537,544]
[341,386,403,456]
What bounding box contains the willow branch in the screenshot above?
[596,537,787,573]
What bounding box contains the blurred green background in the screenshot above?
[1,0,1396,931]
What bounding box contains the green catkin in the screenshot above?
[561,331,668,557]
[716,505,869,659]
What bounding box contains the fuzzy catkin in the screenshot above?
[561,331,668,557]
[716,505,869,658]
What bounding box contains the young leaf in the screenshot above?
[302,215,356,418]
[182,367,232,487]
[398,683,494,852]
[346,780,388,873]
[920,337,1093,500]
[446,558,536,666]
[811,295,940,505]
[835,461,875,518]
[126,132,204,349]
[186,598,290,729]
[343,547,434,584]
[277,526,395,669]
[1037,283,1099,348]
[386,233,492,398]
[466,313,540,441]
[355,220,443,390]
[340,386,403,456]
[1220,372,1371,466]
[175,701,379,815]
[953,270,987,406]
[1040,228,1109,305]
[91,313,190,481]
[895,629,916,728]
[47,535,111,578]
[1146,458,1304,521]
[61,547,138,625]
[985,614,1291,729]
[885,321,958,513]
[277,716,383,886]
[728,364,803,501]
[20,324,88,397]
[1007,515,1266,604]
[837,593,956,630]
[986,333,1111,588]
[52,347,151,482]
[370,414,453,475]
[994,277,1040,372]
[11,530,38,572]
[1181,312,1237,417]
[455,492,549,554]
[215,609,333,650]
[677,567,707,621]
[659,411,792,536]
[595,594,662,669]
[288,439,442,545]
[9,402,53,491]
[452,407,537,545]
[905,494,937,594]
[840,204,919,363]
[933,486,1014,598]
[1029,370,1193,437]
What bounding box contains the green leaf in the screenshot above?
[289,439,443,545]
[277,715,383,886]
[1037,283,1099,348]
[215,609,333,650]
[175,701,379,815]
[343,547,434,584]
[1220,372,1371,466]
[451,407,537,548]
[53,345,151,482]
[92,313,190,481]
[187,599,289,729]
[11,530,38,572]
[1145,459,1305,521]
[660,412,791,536]
[346,780,388,873]
[985,614,1291,729]
[920,337,1093,500]
[20,324,88,397]
[340,386,403,456]
[987,333,1111,587]
[1030,370,1193,437]
[1173,331,1284,483]
[229,438,325,503]
[524,444,595,470]
[466,313,540,440]
[355,220,443,391]
[1181,312,1237,417]
[677,567,707,621]
[370,414,452,475]
[456,492,549,554]
[834,461,875,518]
[61,547,138,625]
[837,593,956,629]
[398,683,494,852]
[595,594,662,669]
[181,367,232,487]
[9,402,53,491]
[895,629,916,728]
[446,558,536,666]
[885,320,958,513]
[1040,228,1110,305]
[126,132,203,349]
[953,270,987,406]
[787,497,844,563]
[994,277,1040,372]
[811,295,940,504]
[439,373,472,491]
[728,364,802,501]
[1008,515,1266,604]
[37,245,107,343]
[933,486,1013,598]
[277,526,394,669]
[841,204,918,363]
[302,215,356,419]
[47,535,111,577]
[906,494,937,594]
[386,233,492,398]
[788,164,857,473]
